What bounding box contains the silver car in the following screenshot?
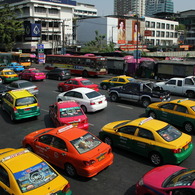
[7,80,39,95]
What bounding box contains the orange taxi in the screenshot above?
[22,125,114,178]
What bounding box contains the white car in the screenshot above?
[56,87,107,113]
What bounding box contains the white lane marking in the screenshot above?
[117,105,133,109]
[41,109,49,112]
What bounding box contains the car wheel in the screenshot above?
[186,91,194,98]
[102,84,108,90]
[29,77,33,82]
[149,152,162,166]
[142,98,151,108]
[110,93,118,102]
[82,70,89,77]
[10,114,15,122]
[65,163,77,177]
[58,76,62,81]
[184,122,194,134]
[149,111,156,119]
[104,136,113,146]
[58,86,63,92]
[81,105,87,113]
[26,145,34,152]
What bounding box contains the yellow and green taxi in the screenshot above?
[99,117,193,166]
[1,89,40,121]
[0,148,72,195]
[0,68,18,83]
[146,99,195,134]
[100,75,135,90]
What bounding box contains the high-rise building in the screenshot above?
[114,0,145,17]
[114,0,132,15]
[145,0,174,17]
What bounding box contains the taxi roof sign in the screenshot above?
[1,149,30,162]
[57,125,73,134]
[139,117,153,125]
[177,98,189,103]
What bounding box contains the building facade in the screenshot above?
[0,0,97,54]
[145,0,174,17]
[145,17,178,48]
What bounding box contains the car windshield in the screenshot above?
[4,71,15,75]
[70,133,101,154]
[19,82,34,88]
[113,120,131,129]
[81,80,93,85]
[157,125,182,142]
[16,96,37,106]
[60,107,83,118]
[163,169,195,187]
[14,161,58,193]
[85,91,101,99]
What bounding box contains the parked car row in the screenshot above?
[1,70,195,195]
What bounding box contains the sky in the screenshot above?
[78,0,195,16]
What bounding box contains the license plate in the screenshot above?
[24,108,30,111]
[72,122,78,126]
[98,155,105,161]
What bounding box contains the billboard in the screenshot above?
[132,20,140,43]
[24,23,41,37]
[118,19,126,44]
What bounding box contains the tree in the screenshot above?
[81,30,115,53]
[0,4,24,51]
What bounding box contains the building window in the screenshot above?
[152,31,155,37]
[161,23,165,29]
[35,7,46,13]
[157,22,160,28]
[161,31,165,37]
[146,21,150,28]
[151,22,155,28]
[49,8,59,15]
[170,32,173,38]
[166,24,170,29]
[171,24,174,30]
[156,39,160,45]
[156,31,160,37]
[166,32,169,37]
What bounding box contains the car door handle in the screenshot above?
[62,153,66,156]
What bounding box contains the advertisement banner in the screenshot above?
[132,20,140,43]
[118,19,126,44]
[24,23,41,37]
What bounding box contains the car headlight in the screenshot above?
[138,178,144,186]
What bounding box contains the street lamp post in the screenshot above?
[136,15,139,68]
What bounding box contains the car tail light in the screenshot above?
[90,102,95,105]
[37,103,40,110]
[13,107,18,113]
[61,72,65,76]
[83,160,96,166]
[172,148,182,153]
[34,87,38,90]
[62,183,71,192]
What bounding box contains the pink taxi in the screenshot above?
[19,68,46,81]
[49,100,89,130]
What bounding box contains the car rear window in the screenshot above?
[85,91,101,99]
[81,80,93,85]
[14,161,58,193]
[19,82,34,87]
[60,107,83,117]
[4,71,15,75]
[16,96,37,106]
[70,133,101,154]
[157,125,182,142]
[191,106,195,112]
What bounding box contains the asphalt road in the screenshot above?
[1,69,195,195]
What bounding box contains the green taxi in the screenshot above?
[99,117,193,166]
[1,89,40,121]
[100,75,135,90]
[0,68,18,83]
[146,99,195,134]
